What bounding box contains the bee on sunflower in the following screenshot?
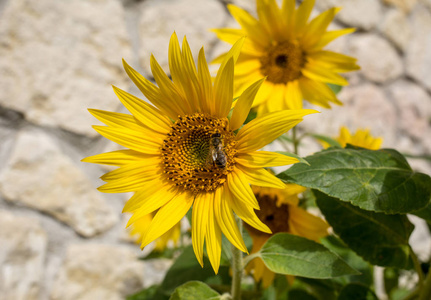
[82,32,317,273]
[212,0,360,113]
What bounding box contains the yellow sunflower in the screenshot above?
[245,184,329,288]
[212,0,360,113]
[322,126,383,150]
[82,32,316,273]
[129,213,181,252]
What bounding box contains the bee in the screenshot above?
[207,133,227,169]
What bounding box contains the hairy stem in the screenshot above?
[231,218,243,300]
[292,127,299,155]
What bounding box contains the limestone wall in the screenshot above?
[0,0,430,299]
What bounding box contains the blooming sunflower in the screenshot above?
[82,32,316,273]
[212,0,360,113]
[245,183,329,288]
[322,126,383,150]
[129,213,181,252]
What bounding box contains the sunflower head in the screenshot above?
[83,32,317,273]
[212,0,360,113]
[322,126,383,150]
[245,183,329,287]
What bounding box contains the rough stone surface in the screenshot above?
[0,210,47,300]
[380,8,412,51]
[0,129,118,237]
[0,0,132,137]
[138,0,227,76]
[347,33,403,83]
[406,5,431,92]
[384,0,418,12]
[50,244,145,300]
[315,0,382,30]
[387,80,431,141]
[301,83,397,147]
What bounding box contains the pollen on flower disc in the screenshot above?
[161,113,237,194]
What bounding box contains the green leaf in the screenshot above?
[127,285,159,300]
[412,199,431,225]
[384,267,400,297]
[337,283,378,300]
[275,151,310,166]
[257,233,359,278]
[278,147,431,214]
[321,236,374,287]
[169,281,220,300]
[328,83,342,95]
[310,134,342,148]
[158,246,230,297]
[315,191,414,268]
[288,289,318,300]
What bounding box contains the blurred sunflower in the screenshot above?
[322,126,383,150]
[245,183,329,288]
[212,0,359,113]
[129,213,181,252]
[82,32,317,273]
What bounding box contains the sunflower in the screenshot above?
[129,213,181,252]
[322,126,383,150]
[245,183,329,287]
[82,32,317,273]
[212,0,360,113]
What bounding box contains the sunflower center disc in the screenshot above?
[161,113,236,194]
[259,41,305,84]
[245,192,290,237]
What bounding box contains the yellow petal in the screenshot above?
[237,165,286,189]
[122,59,178,120]
[112,86,172,134]
[302,62,349,86]
[284,80,303,109]
[257,0,283,40]
[227,169,259,210]
[81,150,151,166]
[288,206,329,242]
[150,54,192,115]
[301,7,340,50]
[141,192,194,248]
[214,57,234,118]
[192,193,210,267]
[310,28,356,51]
[125,185,178,226]
[206,208,222,274]
[211,29,261,56]
[98,170,159,193]
[227,4,269,49]
[230,78,265,131]
[214,186,247,253]
[298,77,340,108]
[281,0,296,38]
[101,159,161,181]
[235,151,298,168]
[294,0,315,36]
[307,51,360,73]
[227,187,271,234]
[251,80,275,108]
[88,109,144,132]
[265,84,286,112]
[92,125,162,154]
[197,47,213,114]
[123,178,175,213]
[236,109,318,152]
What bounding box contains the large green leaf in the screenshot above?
[412,198,431,225]
[257,233,359,278]
[315,191,414,268]
[169,281,220,300]
[278,147,431,214]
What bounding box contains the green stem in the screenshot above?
[410,247,425,287]
[231,218,243,300]
[292,127,299,155]
[419,267,431,300]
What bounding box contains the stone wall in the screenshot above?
[0,0,430,299]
